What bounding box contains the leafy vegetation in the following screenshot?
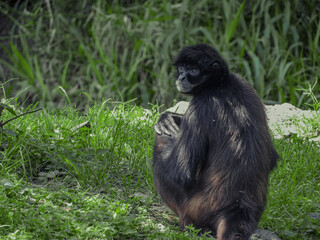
[0,0,319,239]
[0,0,319,108]
[0,99,319,239]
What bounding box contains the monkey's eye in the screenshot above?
[212,63,219,67]
[178,66,185,72]
[188,67,200,76]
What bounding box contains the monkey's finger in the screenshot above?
[153,125,162,135]
[161,121,173,136]
[167,114,180,133]
[163,118,179,136]
[154,122,172,136]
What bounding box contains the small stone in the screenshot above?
[251,229,280,240]
[308,212,320,219]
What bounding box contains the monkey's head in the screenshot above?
[173,44,229,94]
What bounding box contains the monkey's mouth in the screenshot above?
[176,81,194,93]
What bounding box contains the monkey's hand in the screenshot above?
[154,112,181,137]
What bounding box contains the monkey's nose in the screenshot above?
[179,75,187,82]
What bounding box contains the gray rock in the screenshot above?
[308,212,320,219]
[251,229,281,240]
[166,101,189,115]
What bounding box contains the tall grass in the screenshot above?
[0,0,319,108]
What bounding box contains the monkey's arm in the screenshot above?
[153,111,206,188]
[167,117,207,188]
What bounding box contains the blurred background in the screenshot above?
[0,0,319,109]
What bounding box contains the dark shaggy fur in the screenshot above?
[153,44,278,240]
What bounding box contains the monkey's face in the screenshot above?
[173,44,229,94]
[175,64,210,93]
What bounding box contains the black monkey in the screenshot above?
[153,44,278,240]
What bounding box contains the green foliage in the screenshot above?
[298,78,320,111]
[0,100,319,239]
[0,100,213,239]
[264,138,320,239]
[0,0,319,108]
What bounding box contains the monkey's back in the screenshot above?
[181,74,278,233]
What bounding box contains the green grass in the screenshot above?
[263,138,320,239]
[0,0,319,108]
[0,100,319,239]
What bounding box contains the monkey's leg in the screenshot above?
[216,214,257,240]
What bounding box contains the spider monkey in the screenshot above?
[153,44,278,240]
